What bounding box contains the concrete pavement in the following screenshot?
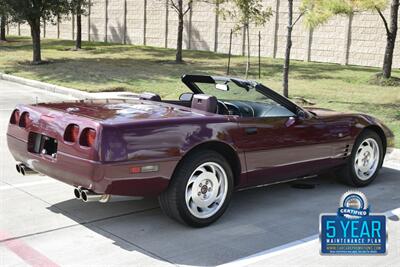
[0,79,399,267]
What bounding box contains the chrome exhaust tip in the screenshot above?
[20,165,26,176]
[73,187,82,199]
[16,164,21,173]
[18,164,37,176]
[81,189,110,203]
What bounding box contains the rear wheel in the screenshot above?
[159,150,233,227]
[337,130,383,187]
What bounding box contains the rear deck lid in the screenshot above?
[37,99,201,123]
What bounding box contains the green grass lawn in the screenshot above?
[1,36,399,147]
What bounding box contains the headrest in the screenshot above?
[139,92,161,102]
[191,94,218,113]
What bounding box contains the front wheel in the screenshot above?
[159,150,233,227]
[337,130,383,187]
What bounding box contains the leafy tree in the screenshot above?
[5,0,70,63]
[219,0,272,78]
[303,0,399,79]
[70,0,90,50]
[168,0,194,63]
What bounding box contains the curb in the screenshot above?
[0,73,91,99]
[388,148,400,160]
[385,148,400,169]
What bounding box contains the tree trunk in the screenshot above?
[0,16,6,41]
[176,1,184,63]
[382,0,399,79]
[30,19,42,64]
[383,34,396,78]
[245,24,250,79]
[283,0,293,98]
[227,29,232,75]
[76,11,82,49]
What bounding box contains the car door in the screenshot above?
[232,113,338,187]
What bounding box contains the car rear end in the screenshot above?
[6,104,108,193]
[6,99,203,198]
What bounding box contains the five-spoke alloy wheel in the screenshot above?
[337,129,383,187]
[159,150,233,227]
[353,138,380,181]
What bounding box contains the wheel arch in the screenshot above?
[363,125,387,155]
[173,141,243,188]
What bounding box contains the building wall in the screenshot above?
[8,0,400,68]
[146,0,167,47]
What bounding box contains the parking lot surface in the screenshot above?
[1,79,399,266]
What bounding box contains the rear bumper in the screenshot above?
[7,134,175,197]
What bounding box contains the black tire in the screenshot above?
[159,150,234,227]
[336,129,384,187]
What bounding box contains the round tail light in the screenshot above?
[10,109,20,124]
[19,112,32,128]
[80,128,96,147]
[64,124,80,143]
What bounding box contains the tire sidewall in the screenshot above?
[349,130,383,186]
[174,150,234,227]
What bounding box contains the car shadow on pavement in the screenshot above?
[48,167,400,266]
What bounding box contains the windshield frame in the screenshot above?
[181,74,309,117]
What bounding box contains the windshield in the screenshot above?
[194,81,277,105]
[180,75,301,118]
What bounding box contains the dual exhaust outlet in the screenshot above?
[74,187,111,203]
[15,163,110,203]
[16,163,37,176]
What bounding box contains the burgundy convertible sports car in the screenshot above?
[7,75,395,226]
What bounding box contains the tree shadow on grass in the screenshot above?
[85,44,232,61]
[2,37,388,92]
[5,56,224,85]
[2,37,382,77]
[7,56,377,83]
[0,37,115,51]
[0,37,230,62]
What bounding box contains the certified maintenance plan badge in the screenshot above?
[320,191,386,255]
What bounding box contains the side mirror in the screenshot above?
[179,92,193,101]
[297,109,307,120]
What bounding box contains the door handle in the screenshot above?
[285,116,296,127]
[245,127,258,135]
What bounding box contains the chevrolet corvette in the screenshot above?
[7,75,395,227]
